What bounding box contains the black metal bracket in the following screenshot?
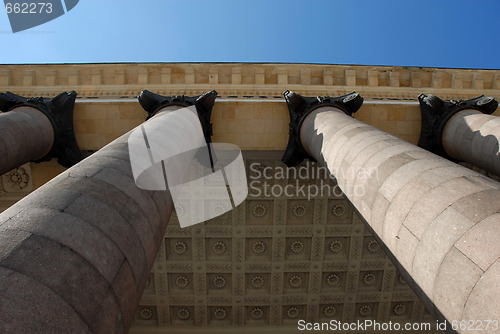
[0,91,83,168]
[418,94,498,159]
[138,90,218,145]
[282,90,364,167]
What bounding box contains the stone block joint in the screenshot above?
[417,94,498,159]
[282,90,364,167]
[0,90,83,168]
[138,89,218,145]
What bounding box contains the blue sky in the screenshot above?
[0,0,499,68]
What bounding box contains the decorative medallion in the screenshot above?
[174,241,187,254]
[290,240,304,253]
[212,241,227,255]
[213,276,227,288]
[3,167,30,191]
[212,204,226,217]
[324,306,336,317]
[367,240,381,253]
[251,276,264,288]
[140,307,153,320]
[326,274,340,286]
[398,275,406,284]
[287,307,299,319]
[332,204,346,217]
[289,275,302,287]
[252,241,266,254]
[292,204,307,217]
[363,273,376,285]
[359,305,371,317]
[393,304,406,315]
[214,308,227,320]
[175,276,189,288]
[329,240,343,253]
[177,308,190,320]
[250,307,263,319]
[252,204,267,217]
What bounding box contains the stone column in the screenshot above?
[284,91,500,333]
[418,94,500,175]
[0,90,217,334]
[0,91,83,175]
[0,106,53,175]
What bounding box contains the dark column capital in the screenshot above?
[282,90,364,167]
[417,94,498,159]
[0,91,82,168]
[138,90,218,144]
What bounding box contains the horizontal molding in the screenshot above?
[0,63,497,101]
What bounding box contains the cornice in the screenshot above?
[0,63,498,101]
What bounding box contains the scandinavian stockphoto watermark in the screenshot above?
[297,319,448,332]
[128,106,248,228]
[248,161,378,200]
[4,0,79,33]
[297,319,499,332]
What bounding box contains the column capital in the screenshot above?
[282,90,364,167]
[138,90,218,144]
[0,91,82,168]
[417,94,498,159]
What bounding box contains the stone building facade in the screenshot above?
[0,63,499,334]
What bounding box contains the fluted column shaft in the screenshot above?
[0,106,54,175]
[300,107,500,333]
[443,109,500,175]
[0,107,179,334]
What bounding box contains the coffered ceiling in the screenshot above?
[129,151,443,333]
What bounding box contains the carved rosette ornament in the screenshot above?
[211,204,225,217]
[175,276,189,288]
[252,241,266,254]
[289,275,302,287]
[174,241,188,255]
[214,308,227,320]
[213,276,226,288]
[329,240,343,253]
[326,274,340,286]
[139,307,153,320]
[250,307,263,319]
[177,308,190,320]
[290,240,304,253]
[212,242,227,255]
[359,305,371,317]
[393,304,406,315]
[332,204,346,217]
[251,276,264,288]
[252,204,266,217]
[324,306,336,317]
[287,307,299,319]
[3,167,29,191]
[292,204,306,217]
[367,240,380,253]
[363,273,376,285]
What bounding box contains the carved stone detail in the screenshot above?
[282,91,364,167]
[0,91,82,167]
[138,89,218,145]
[418,94,498,159]
[1,163,32,193]
[135,152,438,328]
